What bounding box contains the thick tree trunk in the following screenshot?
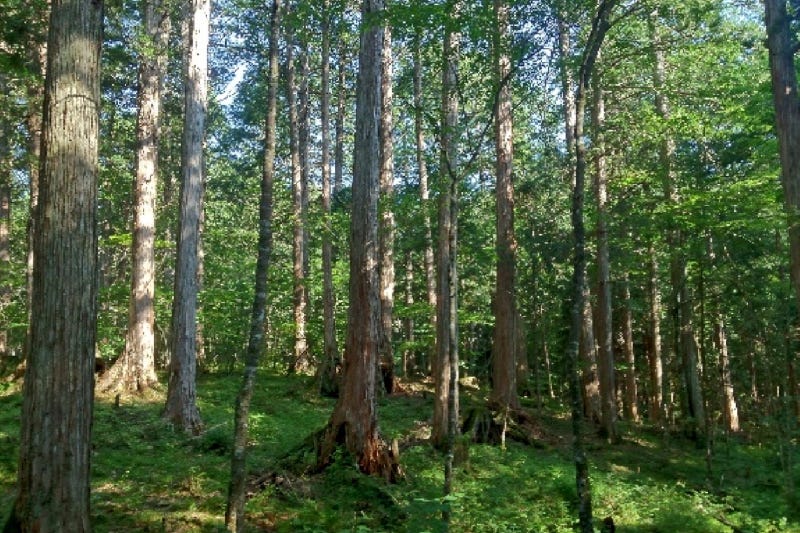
[224,2,281,530]
[316,0,398,482]
[6,0,102,529]
[318,0,340,397]
[100,0,169,394]
[378,22,396,394]
[165,0,209,434]
[765,0,800,312]
[413,30,436,374]
[433,5,460,452]
[650,14,705,434]
[287,30,310,375]
[490,0,519,412]
[591,78,618,441]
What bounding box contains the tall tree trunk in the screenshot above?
[403,251,414,376]
[319,0,340,397]
[650,13,705,434]
[490,0,519,412]
[334,36,347,197]
[287,28,310,375]
[414,30,436,374]
[100,0,170,394]
[433,2,460,453]
[165,0,209,434]
[316,0,399,482]
[225,2,281,529]
[5,0,102,529]
[621,272,639,422]
[592,76,618,441]
[581,286,601,422]
[0,77,10,359]
[647,245,664,424]
[765,0,800,314]
[566,3,616,531]
[440,3,461,516]
[378,21,396,394]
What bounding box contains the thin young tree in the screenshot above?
[164,0,209,434]
[225,1,281,529]
[316,0,399,481]
[565,2,617,531]
[4,0,103,529]
[489,0,519,413]
[99,0,170,393]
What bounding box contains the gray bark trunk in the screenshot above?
[165,0,209,434]
[8,0,102,529]
[225,2,281,529]
[100,0,169,394]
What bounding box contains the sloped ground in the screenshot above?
[0,373,797,532]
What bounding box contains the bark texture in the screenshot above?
[7,0,102,529]
[165,0,209,434]
[100,0,169,394]
[224,1,281,530]
[378,22,396,393]
[490,0,519,412]
[316,0,398,481]
[433,5,461,451]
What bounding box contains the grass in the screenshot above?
[0,372,798,532]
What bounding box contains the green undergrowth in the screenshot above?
[0,373,798,532]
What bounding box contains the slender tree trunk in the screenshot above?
[581,286,601,422]
[433,3,460,452]
[566,3,616,530]
[378,21,396,394]
[403,251,414,376]
[165,0,209,434]
[319,0,340,397]
[592,76,618,441]
[647,245,664,424]
[334,37,347,197]
[224,2,281,529]
[0,81,10,358]
[316,0,399,482]
[414,30,436,374]
[100,0,169,394]
[650,14,705,434]
[6,0,102,529]
[287,28,310,375]
[490,0,519,412]
[621,272,639,422]
[440,4,461,516]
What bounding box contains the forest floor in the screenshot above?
[0,371,798,532]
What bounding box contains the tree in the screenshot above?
[164,0,209,434]
[432,0,460,452]
[591,72,618,441]
[564,1,617,531]
[316,0,399,481]
[225,1,281,529]
[99,0,170,394]
[319,0,340,397]
[4,0,103,528]
[489,0,519,413]
[378,13,396,394]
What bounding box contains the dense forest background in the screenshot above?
[1,0,799,531]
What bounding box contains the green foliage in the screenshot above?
[1,375,796,532]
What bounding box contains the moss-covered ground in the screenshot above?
[0,373,797,532]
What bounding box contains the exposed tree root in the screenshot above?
[461,404,547,447]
